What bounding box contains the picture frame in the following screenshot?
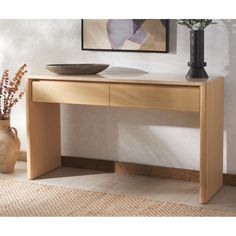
[81,19,169,53]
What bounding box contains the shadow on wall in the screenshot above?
[169,19,177,54]
[61,104,199,169]
[222,20,236,174]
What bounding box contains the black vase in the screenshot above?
[186,30,208,79]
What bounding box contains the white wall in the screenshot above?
[0,19,235,173]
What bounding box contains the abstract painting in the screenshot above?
[82,19,169,53]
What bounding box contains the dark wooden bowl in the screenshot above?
[46,64,109,75]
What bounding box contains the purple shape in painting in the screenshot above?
[129,27,148,45]
[106,20,134,49]
[132,19,146,33]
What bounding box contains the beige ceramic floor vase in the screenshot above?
[0,120,20,173]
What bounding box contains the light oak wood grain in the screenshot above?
[26,79,61,179]
[29,73,220,86]
[32,81,109,106]
[26,75,224,203]
[199,77,224,203]
[110,84,200,112]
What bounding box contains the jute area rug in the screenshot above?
[0,179,234,217]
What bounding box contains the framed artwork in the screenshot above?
[81,19,169,53]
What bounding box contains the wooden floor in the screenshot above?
[2,161,236,214]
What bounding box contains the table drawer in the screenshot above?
[110,84,200,112]
[32,81,109,106]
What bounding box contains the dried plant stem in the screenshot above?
[0,64,27,120]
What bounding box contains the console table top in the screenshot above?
[29,72,223,86]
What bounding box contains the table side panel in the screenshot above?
[199,77,224,203]
[26,79,61,179]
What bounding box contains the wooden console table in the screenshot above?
[26,73,224,203]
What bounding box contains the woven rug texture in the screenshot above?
[0,179,234,217]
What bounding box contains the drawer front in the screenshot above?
[110,84,200,112]
[32,81,109,106]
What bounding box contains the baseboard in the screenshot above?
[223,174,236,186]
[115,161,199,182]
[21,154,236,187]
[62,156,236,187]
[18,151,27,162]
[61,156,115,172]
